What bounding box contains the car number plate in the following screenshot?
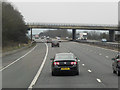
[61,68,70,70]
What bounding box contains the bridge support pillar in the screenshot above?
[72,29,76,41]
[109,30,115,42]
[30,28,32,41]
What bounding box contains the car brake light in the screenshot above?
[53,62,60,65]
[71,62,77,65]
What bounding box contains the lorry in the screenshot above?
[35,34,39,39]
[78,33,88,40]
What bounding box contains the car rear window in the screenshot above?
[55,54,74,60]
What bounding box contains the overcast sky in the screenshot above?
[7,0,119,34]
[8,0,118,25]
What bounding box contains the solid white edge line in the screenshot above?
[96,78,102,83]
[0,45,37,72]
[28,43,48,89]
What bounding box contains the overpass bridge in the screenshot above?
[26,23,119,42]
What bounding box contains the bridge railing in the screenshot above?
[26,22,119,30]
[26,22,118,27]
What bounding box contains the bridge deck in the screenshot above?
[26,23,118,30]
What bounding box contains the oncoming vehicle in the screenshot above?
[112,54,120,76]
[51,41,59,47]
[50,53,79,76]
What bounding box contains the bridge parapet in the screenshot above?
[26,22,119,30]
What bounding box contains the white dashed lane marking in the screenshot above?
[105,56,109,58]
[82,64,85,66]
[88,69,92,73]
[99,53,102,55]
[96,78,102,83]
[78,60,80,62]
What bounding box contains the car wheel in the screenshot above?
[76,71,79,75]
[52,71,57,76]
[113,69,116,74]
[52,71,55,76]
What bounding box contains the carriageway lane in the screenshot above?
[61,42,118,88]
[2,45,37,69]
[74,42,117,58]
[34,42,107,88]
[2,43,46,88]
[2,41,118,88]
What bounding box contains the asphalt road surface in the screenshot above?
[2,39,119,89]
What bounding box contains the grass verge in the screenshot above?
[2,41,36,53]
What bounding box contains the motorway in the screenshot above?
[2,39,119,89]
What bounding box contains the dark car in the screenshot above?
[112,54,120,76]
[41,37,44,39]
[51,41,59,47]
[50,53,79,76]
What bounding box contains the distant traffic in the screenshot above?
[32,35,120,76]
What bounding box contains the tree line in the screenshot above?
[85,31,109,40]
[39,29,110,40]
[39,29,72,38]
[2,2,29,47]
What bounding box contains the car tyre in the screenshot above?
[51,45,53,47]
[52,71,55,76]
[52,71,57,76]
[76,71,79,75]
[113,69,116,74]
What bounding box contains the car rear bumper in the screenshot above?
[52,66,78,73]
[52,43,59,46]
